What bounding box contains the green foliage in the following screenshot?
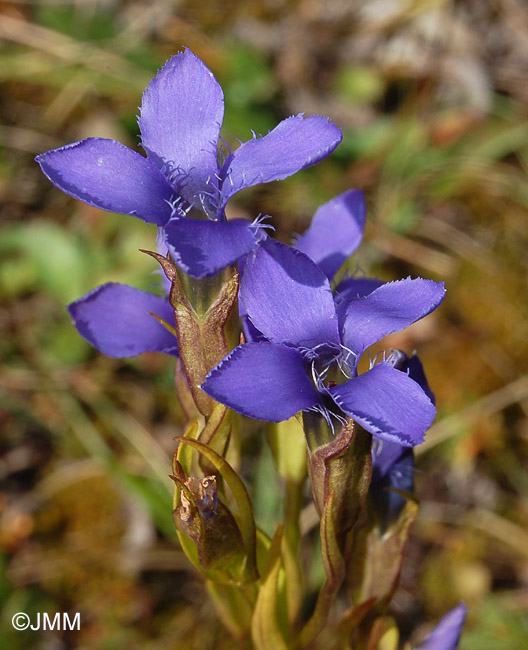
[251,441,283,538]
[333,65,385,104]
[219,44,278,139]
[462,598,528,650]
[35,5,120,41]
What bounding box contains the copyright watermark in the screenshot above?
[11,612,80,631]
[12,613,30,630]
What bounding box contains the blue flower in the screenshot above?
[202,238,445,447]
[35,49,342,278]
[417,603,468,650]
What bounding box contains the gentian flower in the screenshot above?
[417,603,468,650]
[35,49,342,278]
[202,239,445,447]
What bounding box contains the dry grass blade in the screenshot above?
[0,13,148,85]
[417,375,528,454]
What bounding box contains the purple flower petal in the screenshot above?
[220,114,342,208]
[202,342,321,422]
[238,282,265,343]
[342,278,446,356]
[371,439,414,526]
[36,138,174,225]
[335,277,384,301]
[155,230,172,295]
[163,217,257,278]
[69,283,178,357]
[139,50,224,204]
[417,603,468,650]
[387,349,436,405]
[328,362,436,446]
[371,439,411,484]
[241,239,341,354]
[334,276,384,331]
[241,316,265,344]
[295,189,366,279]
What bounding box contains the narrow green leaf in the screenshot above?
[175,422,199,481]
[251,525,289,650]
[197,401,233,465]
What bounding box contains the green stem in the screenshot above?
[283,479,304,628]
[206,580,257,644]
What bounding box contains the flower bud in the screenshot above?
[171,463,246,577]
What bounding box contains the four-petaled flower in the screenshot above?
[36,49,342,278]
[203,238,445,447]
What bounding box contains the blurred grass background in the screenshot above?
[1,0,528,648]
